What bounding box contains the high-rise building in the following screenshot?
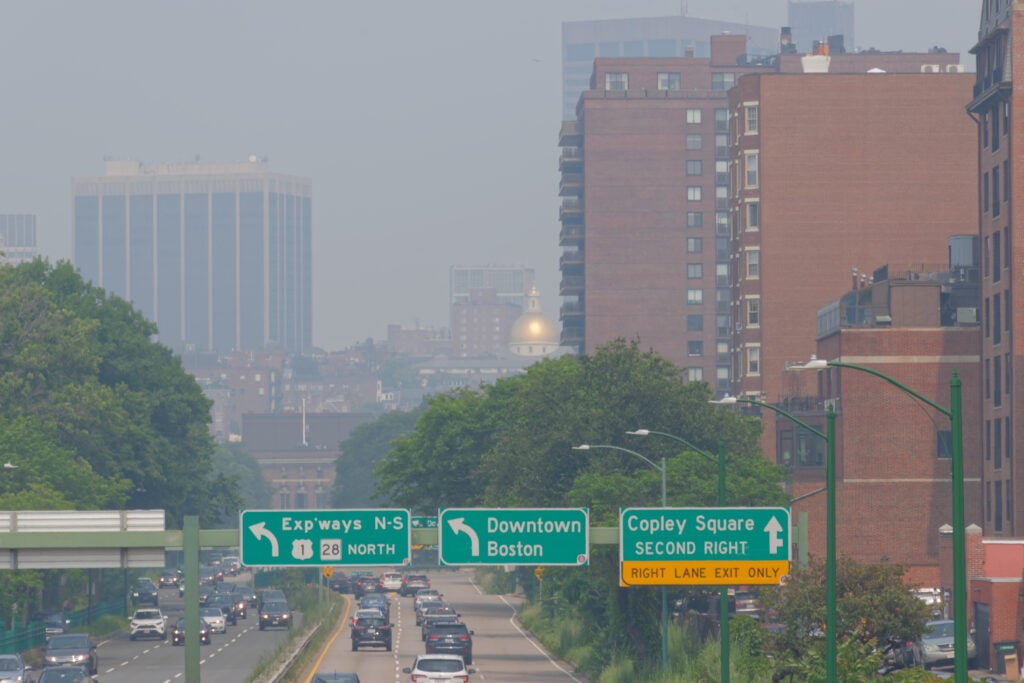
[449,265,534,308]
[72,159,312,355]
[787,0,854,53]
[969,1,1020,537]
[0,214,37,265]
[562,15,779,120]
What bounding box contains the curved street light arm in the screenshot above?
[825,360,953,420]
[627,429,716,464]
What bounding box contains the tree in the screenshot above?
[332,406,422,508]
[760,555,932,678]
[210,442,270,523]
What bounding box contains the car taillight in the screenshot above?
[458,634,470,640]
[428,634,439,641]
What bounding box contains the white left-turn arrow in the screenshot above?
[447,517,480,556]
[764,516,784,555]
[249,521,280,557]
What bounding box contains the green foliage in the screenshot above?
[332,405,422,508]
[210,442,270,522]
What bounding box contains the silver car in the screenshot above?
[0,653,29,683]
[914,620,977,670]
[200,607,227,634]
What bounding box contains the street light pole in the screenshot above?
[796,358,967,681]
[572,444,668,671]
[627,430,730,683]
[710,396,836,683]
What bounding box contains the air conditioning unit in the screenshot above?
[956,307,978,324]
[947,64,965,73]
[921,64,940,73]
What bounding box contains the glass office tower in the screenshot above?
[73,159,312,355]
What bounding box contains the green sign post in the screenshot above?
[438,508,589,566]
[620,507,790,586]
[240,509,411,567]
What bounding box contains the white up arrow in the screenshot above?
[447,517,480,557]
[249,521,280,557]
[764,516,784,555]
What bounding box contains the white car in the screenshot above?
[402,654,474,682]
[200,607,227,634]
[380,572,403,592]
[129,608,166,640]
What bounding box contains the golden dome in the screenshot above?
[509,286,560,357]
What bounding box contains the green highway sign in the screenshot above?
[240,509,411,567]
[620,507,791,586]
[438,508,589,566]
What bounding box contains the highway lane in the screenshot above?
[307,570,589,683]
[90,583,294,683]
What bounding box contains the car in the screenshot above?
[129,607,167,640]
[400,574,430,597]
[171,617,211,646]
[914,619,977,670]
[259,601,291,630]
[205,594,239,625]
[329,572,352,593]
[351,608,384,626]
[415,600,447,626]
[199,566,220,586]
[200,607,227,634]
[421,615,462,642]
[212,589,247,619]
[44,634,97,676]
[157,571,180,588]
[350,615,392,651]
[352,573,382,598]
[402,654,475,682]
[259,589,287,608]
[419,604,459,631]
[359,593,390,621]
[36,666,93,683]
[380,572,403,592]
[732,589,762,619]
[425,622,474,664]
[413,588,443,608]
[312,674,360,683]
[33,611,71,639]
[220,555,241,575]
[130,577,159,606]
[0,653,30,683]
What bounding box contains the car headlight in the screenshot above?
[924,644,939,653]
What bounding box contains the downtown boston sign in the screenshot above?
[438,508,589,566]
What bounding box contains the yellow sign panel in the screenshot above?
[322,566,333,579]
[621,560,789,586]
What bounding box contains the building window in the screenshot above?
[993,292,1001,344]
[983,112,989,148]
[686,160,703,175]
[995,481,1003,531]
[746,249,760,277]
[747,298,760,326]
[715,160,729,184]
[1005,225,1011,269]
[687,289,703,304]
[1005,415,1012,463]
[687,186,702,202]
[687,211,703,228]
[1005,161,1011,211]
[746,346,760,375]
[714,108,729,132]
[745,152,759,187]
[993,230,1001,283]
[747,202,760,229]
[686,108,702,124]
[994,354,1002,407]
[658,72,681,91]
[744,105,759,133]
[986,419,991,460]
[715,185,729,210]
[686,314,703,331]
[995,412,1003,469]
[986,481,991,521]
[686,134,703,150]
[716,211,729,234]
[716,263,729,287]
[687,340,703,356]
[605,72,628,91]
[716,315,730,336]
[937,430,952,459]
[992,108,1000,151]
[686,366,704,382]
[1006,352,1012,394]
[687,263,703,279]
[985,357,991,399]
[711,72,735,91]
[984,297,990,338]
[715,134,728,158]
[993,165,1001,217]
[983,173,990,213]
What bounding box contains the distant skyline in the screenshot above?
[0,0,980,351]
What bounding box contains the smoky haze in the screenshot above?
[0,0,979,351]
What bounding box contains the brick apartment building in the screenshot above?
[772,256,982,586]
[559,33,971,404]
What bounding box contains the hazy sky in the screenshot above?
[0,0,980,351]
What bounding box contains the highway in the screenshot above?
[306,570,589,683]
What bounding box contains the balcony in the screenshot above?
[560,300,584,319]
[560,275,585,296]
[559,198,582,222]
[560,250,584,270]
[559,172,583,197]
[559,224,584,247]
[559,120,582,147]
[561,324,584,349]
[559,147,583,171]
[968,65,1010,113]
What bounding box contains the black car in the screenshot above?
[259,601,291,630]
[210,591,245,620]
[359,593,390,621]
[312,674,360,683]
[352,573,382,598]
[350,615,392,651]
[399,573,430,597]
[131,578,159,607]
[36,665,93,683]
[44,633,98,675]
[329,572,352,593]
[424,622,474,664]
[171,617,211,646]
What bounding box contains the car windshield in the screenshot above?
[926,622,955,638]
[417,658,464,673]
[43,614,65,625]
[357,617,386,627]
[0,656,21,671]
[39,670,86,683]
[135,610,161,619]
[48,634,89,649]
[200,608,222,617]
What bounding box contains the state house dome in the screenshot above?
[509,286,559,357]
